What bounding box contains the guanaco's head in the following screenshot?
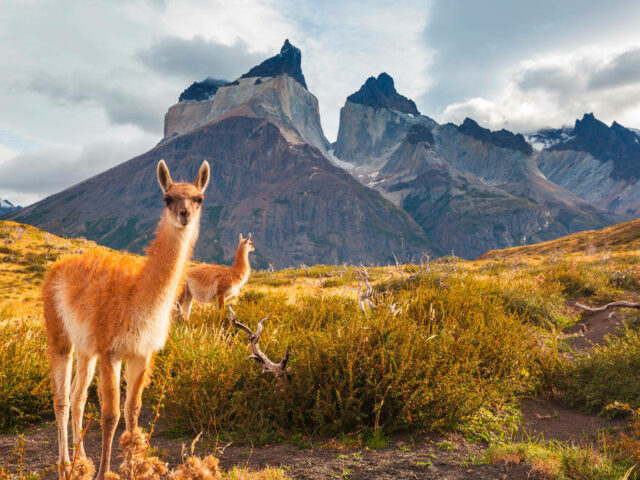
[157,159,210,229]
[238,233,255,253]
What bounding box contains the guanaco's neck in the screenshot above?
[135,214,199,306]
[232,245,251,276]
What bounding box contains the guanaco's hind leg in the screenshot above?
[124,354,151,432]
[216,295,226,323]
[70,352,97,458]
[50,349,73,479]
[44,292,74,479]
[96,356,122,480]
[176,284,193,321]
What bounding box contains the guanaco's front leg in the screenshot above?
[96,355,121,480]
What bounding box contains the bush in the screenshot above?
[0,318,52,431]
[149,279,548,441]
[556,327,640,414]
[486,440,625,480]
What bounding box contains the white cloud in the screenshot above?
[281,0,432,139]
[137,36,264,80]
[442,45,640,132]
[2,0,640,208]
[0,135,158,205]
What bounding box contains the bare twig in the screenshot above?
[353,265,376,313]
[65,415,93,480]
[229,307,290,379]
[576,301,640,313]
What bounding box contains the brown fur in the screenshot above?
[42,160,210,480]
[177,233,254,320]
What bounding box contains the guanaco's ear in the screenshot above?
[247,233,252,240]
[239,233,244,242]
[194,161,210,192]
[157,160,173,193]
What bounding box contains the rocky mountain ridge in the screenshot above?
[332,74,616,258]
[9,41,434,266]
[179,78,229,103]
[535,113,640,219]
[0,199,20,217]
[8,41,639,262]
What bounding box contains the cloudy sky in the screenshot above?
[2,0,640,206]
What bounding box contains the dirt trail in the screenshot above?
[0,421,534,479]
[564,306,624,352]
[519,398,626,444]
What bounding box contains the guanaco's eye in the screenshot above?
[194,197,203,204]
[164,196,173,206]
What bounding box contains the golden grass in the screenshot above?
[0,221,104,317]
[4,219,640,478]
[480,217,640,260]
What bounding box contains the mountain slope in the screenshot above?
[0,220,105,316]
[535,113,640,219]
[479,217,640,259]
[9,42,435,267]
[0,199,20,217]
[333,74,614,258]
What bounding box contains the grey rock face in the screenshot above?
[333,74,615,258]
[179,78,229,103]
[164,75,330,155]
[534,114,640,220]
[9,117,434,267]
[334,101,437,167]
[0,199,20,217]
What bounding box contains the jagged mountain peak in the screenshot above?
[548,112,640,180]
[347,73,420,116]
[164,39,328,154]
[457,118,533,155]
[178,77,229,103]
[240,39,307,89]
[572,112,609,137]
[0,198,20,217]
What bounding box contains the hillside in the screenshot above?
[4,220,640,478]
[0,220,109,316]
[479,217,640,259]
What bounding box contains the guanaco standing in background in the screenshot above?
[177,233,255,321]
[42,160,210,480]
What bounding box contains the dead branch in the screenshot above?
[228,307,290,379]
[576,301,640,313]
[299,263,311,275]
[354,265,376,313]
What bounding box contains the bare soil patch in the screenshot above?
[0,421,534,479]
[519,398,626,444]
[564,307,624,351]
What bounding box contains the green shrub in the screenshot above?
[486,439,626,480]
[149,280,547,441]
[0,318,52,431]
[556,327,640,414]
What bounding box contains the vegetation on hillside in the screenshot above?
[3,219,640,478]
